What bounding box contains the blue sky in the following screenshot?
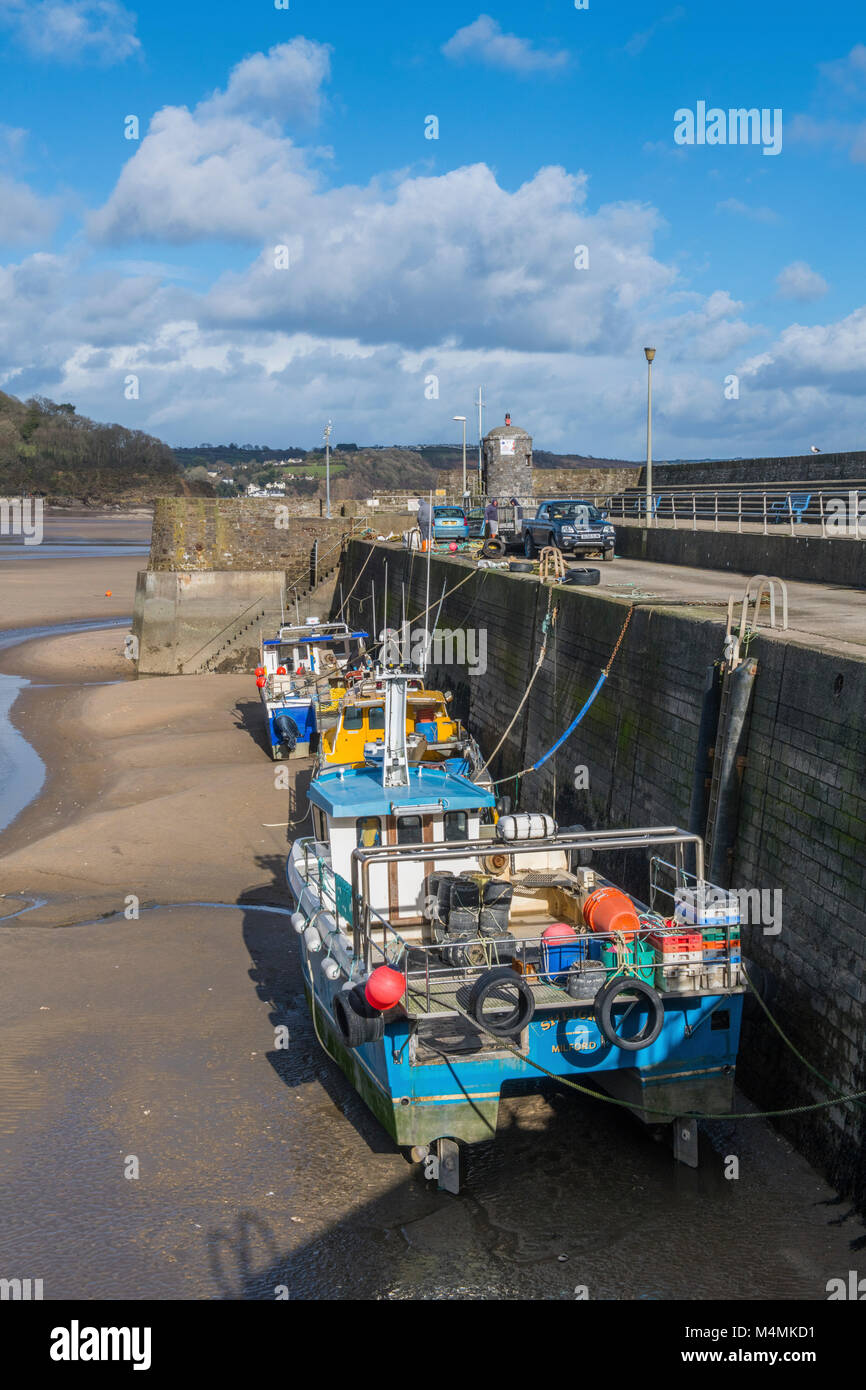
[1,0,866,457]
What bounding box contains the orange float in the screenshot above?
[583,886,640,938]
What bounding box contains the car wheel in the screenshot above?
[523,530,535,558]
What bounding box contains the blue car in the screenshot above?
[432,505,469,541]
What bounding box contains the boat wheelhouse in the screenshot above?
[318,680,489,785]
[287,676,745,1191]
[255,619,368,759]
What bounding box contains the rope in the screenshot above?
[445,1000,866,1120]
[492,604,636,787]
[334,541,377,622]
[478,592,556,776]
[443,974,866,1123]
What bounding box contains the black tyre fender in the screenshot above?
[273,714,297,752]
[523,530,536,558]
[509,561,534,573]
[333,984,385,1048]
[467,966,535,1036]
[594,976,664,1051]
[480,537,505,558]
[563,567,600,586]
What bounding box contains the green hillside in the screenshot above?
[0,391,202,503]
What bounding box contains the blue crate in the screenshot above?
[541,935,588,985]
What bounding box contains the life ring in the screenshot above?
[593,976,664,1051]
[467,967,535,1036]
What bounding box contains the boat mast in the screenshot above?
[381,672,410,788]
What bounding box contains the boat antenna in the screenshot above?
[371,578,376,660]
[430,578,447,653]
[421,489,433,675]
[382,561,389,667]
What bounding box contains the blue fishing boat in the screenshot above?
[255,618,369,759]
[287,674,745,1190]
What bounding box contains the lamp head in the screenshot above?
[644,347,656,363]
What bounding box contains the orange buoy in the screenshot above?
[105,590,112,597]
[583,887,640,937]
[364,966,405,1011]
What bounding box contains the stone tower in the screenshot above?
[482,413,533,500]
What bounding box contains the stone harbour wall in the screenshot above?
[335,540,866,1208]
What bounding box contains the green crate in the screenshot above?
[600,939,656,985]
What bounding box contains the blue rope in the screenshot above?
[531,670,607,771]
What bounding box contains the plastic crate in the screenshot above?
[674,888,740,926]
[703,948,742,964]
[658,962,703,994]
[702,927,742,945]
[541,936,587,986]
[649,929,703,962]
[600,939,655,985]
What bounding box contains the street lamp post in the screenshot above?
[644,348,656,528]
[324,419,332,519]
[476,386,484,494]
[453,415,467,499]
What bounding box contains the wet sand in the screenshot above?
[0,508,147,631]
[0,529,863,1299]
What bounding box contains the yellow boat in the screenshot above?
[319,681,491,789]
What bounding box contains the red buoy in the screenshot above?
[256,675,267,688]
[276,665,287,675]
[449,541,458,552]
[542,923,577,942]
[255,666,265,677]
[364,966,405,1011]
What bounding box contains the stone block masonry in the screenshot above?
[335,540,866,1209]
[147,497,351,573]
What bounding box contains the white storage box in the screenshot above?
[674,888,740,926]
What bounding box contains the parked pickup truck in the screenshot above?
[521,500,617,561]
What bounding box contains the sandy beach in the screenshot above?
[0,514,860,1301]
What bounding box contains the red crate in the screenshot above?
[649,930,703,954]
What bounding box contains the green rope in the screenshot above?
[444,976,866,1123]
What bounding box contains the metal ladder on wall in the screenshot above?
[705,575,786,876]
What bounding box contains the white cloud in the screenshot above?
[0,174,59,244]
[819,43,866,97]
[775,261,829,301]
[715,198,779,224]
[0,0,140,64]
[624,6,686,58]
[442,15,569,76]
[200,39,332,125]
[6,42,864,459]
